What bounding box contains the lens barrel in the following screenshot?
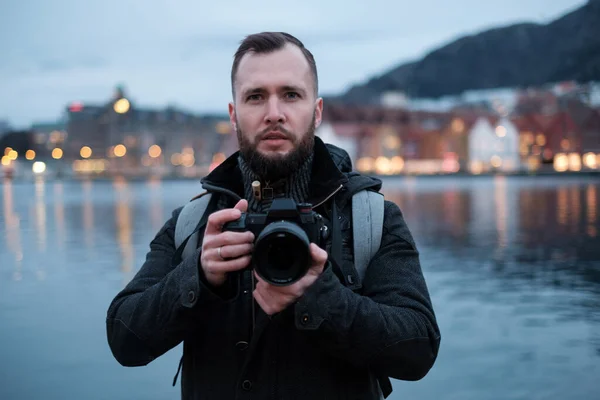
[253,221,311,286]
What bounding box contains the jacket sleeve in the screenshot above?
[105,207,225,367]
[293,200,441,381]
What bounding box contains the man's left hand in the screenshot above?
[253,243,328,316]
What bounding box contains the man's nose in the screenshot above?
[264,98,286,125]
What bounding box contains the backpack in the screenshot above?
[174,189,384,284]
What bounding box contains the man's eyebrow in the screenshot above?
[281,85,305,94]
[241,85,307,98]
[241,87,265,98]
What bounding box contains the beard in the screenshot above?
[237,113,316,181]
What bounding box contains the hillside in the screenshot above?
[338,0,600,104]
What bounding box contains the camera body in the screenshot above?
[223,197,327,286]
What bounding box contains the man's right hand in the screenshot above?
[200,199,254,287]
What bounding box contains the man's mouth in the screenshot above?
[262,131,288,140]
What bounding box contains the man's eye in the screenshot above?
[286,92,299,99]
[247,94,262,101]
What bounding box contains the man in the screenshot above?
[106,32,440,399]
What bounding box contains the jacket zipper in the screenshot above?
[312,184,344,209]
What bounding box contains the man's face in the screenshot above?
[229,43,323,179]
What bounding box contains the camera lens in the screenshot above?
[253,221,310,286]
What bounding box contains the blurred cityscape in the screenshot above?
[1,80,600,181]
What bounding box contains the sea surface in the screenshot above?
[0,175,599,400]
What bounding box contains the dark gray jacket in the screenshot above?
[106,137,441,399]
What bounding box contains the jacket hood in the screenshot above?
[323,141,382,198]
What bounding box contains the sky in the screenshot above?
[0,0,588,128]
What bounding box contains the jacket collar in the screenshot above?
[200,136,348,207]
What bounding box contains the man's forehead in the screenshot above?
[235,44,313,92]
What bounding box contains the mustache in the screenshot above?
[256,125,293,141]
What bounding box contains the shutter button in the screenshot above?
[241,380,252,391]
[187,290,196,303]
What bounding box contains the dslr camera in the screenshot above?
[223,197,328,286]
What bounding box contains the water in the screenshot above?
[0,175,599,400]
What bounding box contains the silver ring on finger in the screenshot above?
[218,246,226,261]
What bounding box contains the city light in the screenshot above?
[451,118,465,133]
[148,145,162,158]
[216,122,231,134]
[490,155,503,168]
[495,126,506,137]
[80,146,92,159]
[52,148,63,160]
[32,161,46,174]
[73,159,107,173]
[4,147,12,156]
[569,153,582,171]
[171,153,182,166]
[26,150,36,160]
[69,102,84,112]
[384,135,401,150]
[181,152,195,167]
[536,134,546,146]
[7,150,18,160]
[554,153,569,172]
[390,156,405,173]
[113,98,130,114]
[470,161,484,174]
[375,156,392,174]
[1,156,10,166]
[357,157,374,172]
[113,144,127,157]
[583,152,597,169]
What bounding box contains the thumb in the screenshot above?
[309,243,328,273]
[234,199,248,213]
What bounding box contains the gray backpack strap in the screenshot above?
[352,189,388,399]
[174,193,212,261]
[352,190,385,282]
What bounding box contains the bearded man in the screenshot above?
[106,31,440,400]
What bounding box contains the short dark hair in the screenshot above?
[231,32,318,98]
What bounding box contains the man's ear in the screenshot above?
[314,97,323,129]
[228,102,236,131]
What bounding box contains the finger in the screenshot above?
[205,208,242,235]
[252,287,273,315]
[204,254,252,275]
[206,231,255,249]
[233,199,248,213]
[219,243,253,259]
[254,280,289,315]
[309,243,328,272]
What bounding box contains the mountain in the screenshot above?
[337,0,600,104]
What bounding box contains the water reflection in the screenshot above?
[2,180,23,281]
[53,182,66,251]
[588,184,597,238]
[148,177,165,233]
[34,178,47,251]
[113,179,134,285]
[557,185,568,226]
[82,179,95,249]
[0,176,598,400]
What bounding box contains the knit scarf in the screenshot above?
[238,153,314,213]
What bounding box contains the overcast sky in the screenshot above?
[0,0,587,128]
